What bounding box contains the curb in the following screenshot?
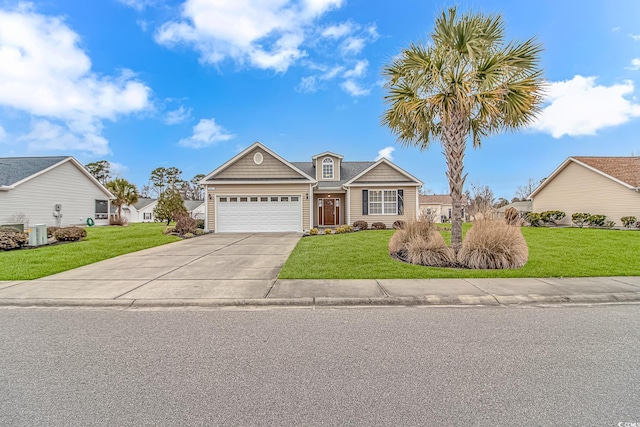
[1,292,639,309]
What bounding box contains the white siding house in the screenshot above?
[0,156,114,227]
[110,198,157,223]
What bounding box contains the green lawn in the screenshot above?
[0,223,181,280]
[279,226,640,279]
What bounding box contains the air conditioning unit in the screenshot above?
[55,204,62,211]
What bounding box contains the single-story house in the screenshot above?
[418,194,467,223]
[200,142,423,232]
[185,200,205,220]
[530,156,640,226]
[110,197,157,223]
[0,156,114,227]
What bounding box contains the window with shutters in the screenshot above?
[369,190,397,215]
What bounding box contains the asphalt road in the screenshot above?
[1,304,639,426]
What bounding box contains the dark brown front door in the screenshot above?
[323,199,335,225]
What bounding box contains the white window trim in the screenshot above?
[322,157,334,180]
[368,189,398,215]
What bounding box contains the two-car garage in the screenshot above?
[216,195,303,232]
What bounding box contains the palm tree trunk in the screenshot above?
[442,110,468,254]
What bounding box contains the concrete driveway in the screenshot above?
[0,233,301,300]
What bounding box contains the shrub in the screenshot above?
[389,218,455,267]
[335,225,354,234]
[540,210,565,225]
[47,226,60,238]
[324,228,333,235]
[636,221,640,229]
[0,229,29,251]
[457,220,528,269]
[109,215,128,226]
[309,228,319,235]
[193,229,205,236]
[525,212,542,227]
[571,212,591,227]
[621,216,637,228]
[162,227,176,235]
[587,214,606,227]
[184,232,195,238]
[353,220,368,230]
[175,213,197,235]
[393,220,406,230]
[53,226,86,242]
[604,220,616,228]
[195,219,205,229]
[371,222,386,230]
[504,207,520,226]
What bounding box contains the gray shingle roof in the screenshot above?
[184,200,204,211]
[0,156,69,187]
[133,198,156,210]
[290,161,375,187]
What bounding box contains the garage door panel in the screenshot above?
[217,196,301,232]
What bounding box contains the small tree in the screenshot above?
[154,188,187,225]
[86,160,112,184]
[105,178,138,224]
[621,216,637,228]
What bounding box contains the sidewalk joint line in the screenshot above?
[375,280,390,297]
[264,279,277,299]
[463,279,502,306]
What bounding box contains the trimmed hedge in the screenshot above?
[0,228,29,251]
[371,222,386,230]
[353,220,368,230]
[53,227,87,242]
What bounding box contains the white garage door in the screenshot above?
[217,195,302,232]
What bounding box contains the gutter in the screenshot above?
[0,185,14,191]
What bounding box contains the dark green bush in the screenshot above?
[371,222,386,230]
[525,212,542,227]
[0,229,29,250]
[621,216,637,228]
[540,210,566,225]
[587,214,606,227]
[353,220,368,230]
[53,226,86,242]
[571,213,591,227]
[195,219,205,229]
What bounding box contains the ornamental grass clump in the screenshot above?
[457,220,528,269]
[389,218,455,267]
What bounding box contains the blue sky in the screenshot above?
[1,0,639,199]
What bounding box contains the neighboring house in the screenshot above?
[200,142,423,232]
[494,200,533,219]
[0,156,114,227]
[530,156,640,226]
[184,200,205,220]
[418,194,467,223]
[110,198,157,223]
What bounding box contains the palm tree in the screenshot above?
[106,178,139,223]
[381,7,544,253]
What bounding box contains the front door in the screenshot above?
[323,199,335,225]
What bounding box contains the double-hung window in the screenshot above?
[369,190,397,215]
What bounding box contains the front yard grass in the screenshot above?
[279,226,640,279]
[0,223,181,280]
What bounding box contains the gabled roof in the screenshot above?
[530,156,640,198]
[200,141,316,184]
[184,200,204,211]
[0,156,113,198]
[291,161,374,189]
[134,198,157,210]
[0,156,69,187]
[311,151,344,160]
[343,157,423,187]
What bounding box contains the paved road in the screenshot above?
[1,304,639,426]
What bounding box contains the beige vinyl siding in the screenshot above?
[349,186,417,228]
[419,203,452,223]
[206,183,310,231]
[353,162,412,182]
[0,161,111,227]
[216,147,304,179]
[532,161,640,225]
[314,155,341,182]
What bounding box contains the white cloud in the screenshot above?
[340,37,365,55]
[155,0,344,73]
[296,76,318,93]
[165,105,192,124]
[109,161,129,177]
[320,65,344,80]
[531,75,640,138]
[117,0,157,10]
[343,60,368,78]
[178,118,235,148]
[630,34,640,41]
[375,146,394,161]
[629,58,640,70]
[321,22,353,39]
[0,6,151,155]
[341,79,370,96]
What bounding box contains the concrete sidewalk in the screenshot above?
[1,276,639,308]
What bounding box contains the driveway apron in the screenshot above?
[0,233,301,301]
